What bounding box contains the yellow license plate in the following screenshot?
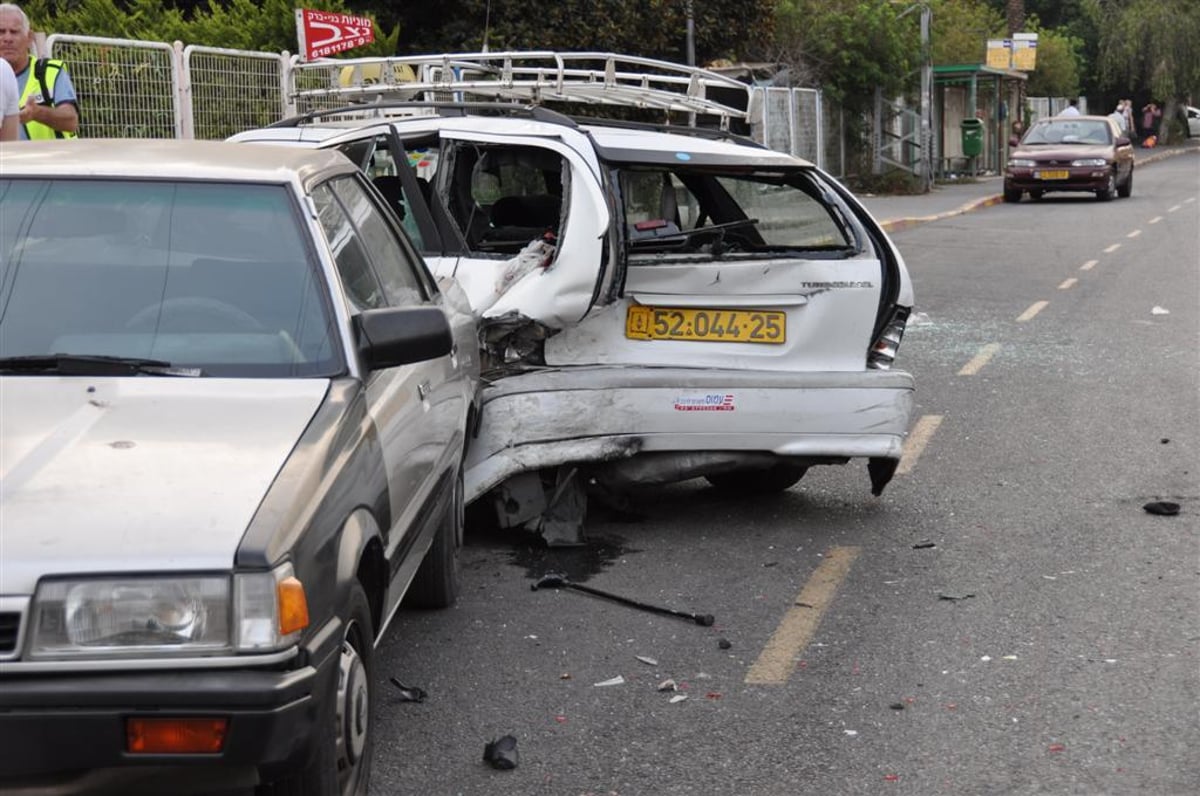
[626,305,786,344]
[1036,169,1070,179]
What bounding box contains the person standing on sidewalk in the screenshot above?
[0,54,18,141]
[0,3,78,140]
[1140,101,1162,147]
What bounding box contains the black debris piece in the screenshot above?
[533,571,715,626]
[937,592,975,601]
[912,540,937,549]
[1160,438,1170,444]
[889,702,906,711]
[389,677,427,703]
[483,735,519,770]
[1143,501,1181,516]
[718,638,733,650]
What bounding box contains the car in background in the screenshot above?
[1004,115,1134,202]
[1185,105,1200,137]
[232,52,916,546]
[0,139,478,795]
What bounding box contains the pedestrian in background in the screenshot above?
[0,2,78,139]
[1059,98,1081,117]
[1140,101,1162,147]
[1120,99,1135,139]
[0,54,18,141]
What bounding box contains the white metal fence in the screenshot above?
[41,34,843,175]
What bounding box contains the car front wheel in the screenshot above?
[1118,168,1133,198]
[705,464,808,494]
[1096,170,1117,201]
[1003,187,1022,203]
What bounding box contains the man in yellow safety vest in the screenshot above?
[0,3,78,140]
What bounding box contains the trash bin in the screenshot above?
[961,118,984,158]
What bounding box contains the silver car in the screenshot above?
[0,140,478,794]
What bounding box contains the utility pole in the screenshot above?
[919,4,932,190]
[686,0,696,66]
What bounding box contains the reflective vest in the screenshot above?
[19,57,76,140]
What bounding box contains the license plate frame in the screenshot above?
[1036,169,1070,180]
[626,305,786,344]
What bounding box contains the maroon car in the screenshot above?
[1004,115,1135,202]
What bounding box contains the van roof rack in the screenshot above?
[290,51,755,130]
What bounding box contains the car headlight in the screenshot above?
[29,565,308,659]
[1071,158,1108,167]
[1008,158,1036,167]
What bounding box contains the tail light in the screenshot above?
[867,305,910,370]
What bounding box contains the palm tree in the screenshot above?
[1007,0,1024,36]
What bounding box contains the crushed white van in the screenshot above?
[233,52,916,544]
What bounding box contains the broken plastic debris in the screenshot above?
[705,692,722,700]
[1002,655,1019,661]
[388,677,427,703]
[889,702,905,710]
[883,774,901,782]
[593,676,625,687]
[980,655,992,662]
[912,540,937,549]
[937,592,975,601]
[657,679,677,692]
[635,655,658,666]
[1143,501,1181,516]
[718,638,732,650]
[483,735,519,770]
[1150,306,1169,315]
[843,729,858,736]
[669,694,688,704]
[1048,743,1066,753]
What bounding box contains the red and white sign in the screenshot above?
[295,8,375,61]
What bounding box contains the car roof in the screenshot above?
[1040,115,1112,123]
[236,111,815,168]
[0,138,356,182]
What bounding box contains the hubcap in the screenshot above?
[336,638,369,773]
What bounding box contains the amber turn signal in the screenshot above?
[126,717,228,754]
[277,575,310,636]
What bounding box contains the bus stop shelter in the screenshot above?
[934,64,1027,178]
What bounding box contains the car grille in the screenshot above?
[0,611,19,655]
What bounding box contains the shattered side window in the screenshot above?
[622,167,852,255]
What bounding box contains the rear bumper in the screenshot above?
[465,366,914,501]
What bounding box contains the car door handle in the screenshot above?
[418,381,431,401]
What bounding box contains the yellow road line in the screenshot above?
[1126,229,1142,239]
[1058,278,1078,290]
[1149,216,1163,224]
[958,343,1000,376]
[1080,259,1098,271]
[745,546,861,685]
[1017,300,1049,322]
[896,413,943,475]
[1103,243,1121,253]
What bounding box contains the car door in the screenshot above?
[311,175,454,616]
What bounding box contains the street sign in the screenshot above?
[1012,32,1038,71]
[295,8,374,61]
[986,39,1012,69]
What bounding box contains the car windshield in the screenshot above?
[0,178,341,378]
[620,166,856,257]
[1024,120,1112,145]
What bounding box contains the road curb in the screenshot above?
[879,143,1198,233]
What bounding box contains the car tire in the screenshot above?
[1096,170,1117,201]
[705,464,808,494]
[1117,168,1133,198]
[1030,190,1044,201]
[259,583,374,796]
[1003,187,1022,203]
[405,470,463,609]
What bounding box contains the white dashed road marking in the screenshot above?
[896,414,943,476]
[958,343,1000,376]
[1103,243,1121,253]
[1058,278,1078,290]
[1080,259,1098,271]
[1017,301,1049,322]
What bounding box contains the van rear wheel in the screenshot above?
[705,464,808,494]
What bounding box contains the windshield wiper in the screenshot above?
[0,354,204,377]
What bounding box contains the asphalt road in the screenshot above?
[368,151,1200,796]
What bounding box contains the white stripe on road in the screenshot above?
[1168,205,1181,212]
[1126,229,1142,238]
[1103,244,1121,253]
[1080,259,1098,271]
[896,414,943,476]
[1058,278,1078,290]
[1017,301,1049,322]
[1149,216,1163,224]
[958,343,1000,376]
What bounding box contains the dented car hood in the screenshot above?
[0,377,329,594]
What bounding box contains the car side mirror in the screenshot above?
[353,306,453,370]
[1115,136,1131,147]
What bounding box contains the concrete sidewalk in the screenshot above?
[857,140,1200,233]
